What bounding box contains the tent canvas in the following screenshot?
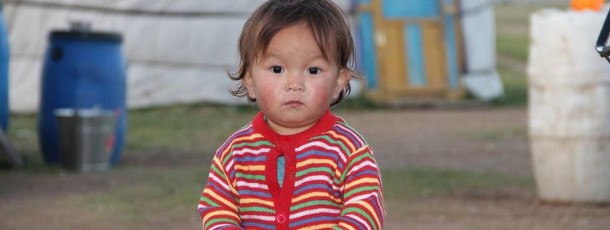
[3,0,356,113]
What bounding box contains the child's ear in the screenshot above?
[244,72,256,99]
[334,69,352,98]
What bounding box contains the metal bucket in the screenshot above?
[55,108,115,172]
[39,25,126,165]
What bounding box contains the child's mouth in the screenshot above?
[284,100,304,107]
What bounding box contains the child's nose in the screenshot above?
[284,72,304,91]
[284,81,304,91]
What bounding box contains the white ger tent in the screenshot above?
[4,0,357,113]
[4,0,498,113]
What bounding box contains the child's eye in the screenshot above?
[308,67,321,75]
[271,66,283,74]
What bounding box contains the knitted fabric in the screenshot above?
[198,111,384,229]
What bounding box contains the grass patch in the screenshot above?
[4,104,258,167]
[497,33,530,63]
[464,127,527,142]
[2,114,61,173]
[126,104,256,153]
[6,101,379,159]
[337,95,380,110]
[72,165,209,224]
[493,61,529,106]
[67,167,532,224]
[382,168,533,201]
[493,4,534,107]
[6,113,37,153]
[492,2,568,107]
[495,3,568,27]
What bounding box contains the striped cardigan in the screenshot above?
[198,111,384,229]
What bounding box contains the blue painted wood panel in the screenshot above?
[404,24,427,87]
[359,12,379,90]
[443,0,459,89]
[382,0,440,18]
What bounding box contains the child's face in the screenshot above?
[245,23,350,135]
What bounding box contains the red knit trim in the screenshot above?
[253,110,338,228]
[252,110,338,145]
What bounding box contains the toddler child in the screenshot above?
[198,0,385,229]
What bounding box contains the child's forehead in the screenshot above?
[254,23,336,58]
[255,49,331,64]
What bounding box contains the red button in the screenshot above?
[276,214,286,223]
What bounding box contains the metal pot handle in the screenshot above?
[596,8,610,63]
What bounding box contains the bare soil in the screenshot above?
[339,107,532,175]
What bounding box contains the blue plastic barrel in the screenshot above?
[0,4,10,132]
[38,29,126,165]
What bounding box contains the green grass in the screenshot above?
[491,4,572,107]
[493,62,529,106]
[4,104,257,154]
[382,168,532,201]
[6,113,37,153]
[493,4,530,107]
[495,3,568,28]
[465,126,527,142]
[5,99,379,160]
[65,166,532,224]
[497,33,530,63]
[125,104,256,153]
[73,166,208,223]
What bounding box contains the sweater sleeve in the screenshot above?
[198,154,243,230]
[334,146,385,230]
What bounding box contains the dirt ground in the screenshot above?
[2,107,610,230]
[339,107,532,176]
[345,107,610,230]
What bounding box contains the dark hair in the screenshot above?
[229,0,358,106]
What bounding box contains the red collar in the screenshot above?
[252,110,338,147]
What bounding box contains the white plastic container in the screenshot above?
[528,8,610,203]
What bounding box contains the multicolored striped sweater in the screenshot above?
[198,111,384,229]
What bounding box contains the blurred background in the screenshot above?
[2,0,610,229]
